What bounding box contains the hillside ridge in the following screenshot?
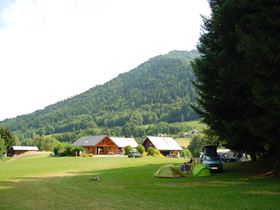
[1,50,200,141]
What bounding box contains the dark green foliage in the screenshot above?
[0,138,7,158]
[1,50,199,141]
[53,143,66,156]
[188,135,205,158]
[136,144,145,154]
[202,128,225,146]
[72,146,83,156]
[187,129,221,158]
[147,147,160,156]
[0,126,16,152]
[48,121,193,143]
[192,0,280,163]
[24,135,59,151]
[124,145,132,155]
[180,148,192,159]
[53,143,82,157]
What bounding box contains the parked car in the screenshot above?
[218,152,238,162]
[217,149,239,162]
[128,150,142,158]
[200,145,223,172]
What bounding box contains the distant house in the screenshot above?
[157,133,168,137]
[72,135,138,155]
[142,136,182,157]
[11,146,39,156]
[182,129,199,138]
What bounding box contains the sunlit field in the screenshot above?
[0,154,279,210]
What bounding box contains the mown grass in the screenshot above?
[0,154,279,210]
[182,119,207,132]
[175,137,191,148]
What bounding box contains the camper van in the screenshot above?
[200,145,223,172]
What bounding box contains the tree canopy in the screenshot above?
[0,126,16,152]
[192,0,280,163]
[0,138,7,158]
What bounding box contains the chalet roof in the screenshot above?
[146,136,182,151]
[72,136,138,148]
[72,135,106,146]
[12,146,39,151]
[110,137,138,147]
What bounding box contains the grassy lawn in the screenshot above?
[175,137,191,148]
[0,154,279,210]
[183,119,207,132]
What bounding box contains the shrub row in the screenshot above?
[53,143,83,157]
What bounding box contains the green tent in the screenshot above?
[154,164,185,178]
[192,163,211,176]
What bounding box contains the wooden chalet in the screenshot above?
[11,146,39,156]
[142,136,182,157]
[72,135,138,155]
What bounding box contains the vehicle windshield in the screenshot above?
[206,155,220,161]
[203,146,218,156]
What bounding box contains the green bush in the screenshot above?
[65,145,73,156]
[124,145,132,155]
[154,149,161,157]
[136,145,145,154]
[147,147,154,156]
[53,143,83,157]
[180,148,192,159]
[53,144,66,156]
[72,146,83,156]
[147,147,161,157]
[188,134,205,157]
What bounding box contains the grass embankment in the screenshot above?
[0,154,279,210]
[181,119,207,132]
[175,137,191,148]
[175,119,207,148]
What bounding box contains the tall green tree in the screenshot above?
[33,135,59,151]
[0,138,7,158]
[0,126,16,152]
[192,0,280,163]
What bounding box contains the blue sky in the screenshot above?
[0,0,15,28]
[0,0,210,121]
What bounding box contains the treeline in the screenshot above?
[1,123,204,160]
[0,126,17,158]
[19,121,195,144]
[1,50,199,141]
[17,98,196,137]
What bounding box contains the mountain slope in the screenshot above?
[1,50,199,139]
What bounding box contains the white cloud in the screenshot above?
[0,0,210,120]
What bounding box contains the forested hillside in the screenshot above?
[1,50,200,142]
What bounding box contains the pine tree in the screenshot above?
[192,0,280,164]
[0,126,16,152]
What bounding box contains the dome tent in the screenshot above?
[192,163,211,176]
[154,164,185,178]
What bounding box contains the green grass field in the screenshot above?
[0,154,279,210]
[175,138,191,148]
[177,119,207,132]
